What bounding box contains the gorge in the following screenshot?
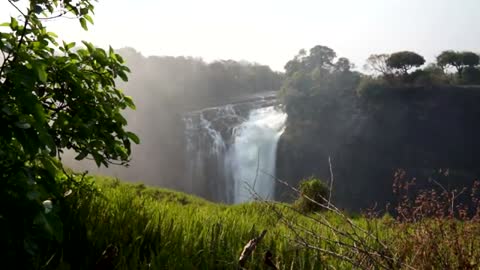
[60,48,480,211]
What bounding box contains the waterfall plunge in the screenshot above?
[228,107,286,203]
[184,98,286,204]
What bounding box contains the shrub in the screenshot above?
[461,67,480,85]
[412,63,450,86]
[294,177,329,213]
[356,77,390,98]
[389,169,480,269]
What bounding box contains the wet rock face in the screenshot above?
[276,86,480,211]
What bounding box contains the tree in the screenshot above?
[364,54,392,76]
[461,52,480,67]
[307,45,336,70]
[437,50,461,71]
[280,45,359,120]
[386,51,425,75]
[0,0,138,266]
[284,45,336,77]
[437,50,479,78]
[335,57,354,72]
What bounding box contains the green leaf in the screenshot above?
[47,32,58,38]
[34,4,43,14]
[118,70,128,81]
[74,152,88,160]
[10,17,18,30]
[66,41,75,50]
[81,41,94,52]
[126,131,140,144]
[0,22,9,27]
[33,63,48,83]
[79,17,88,30]
[39,155,58,177]
[15,121,31,129]
[92,153,103,167]
[109,46,116,58]
[84,14,94,24]
[124,96,136,109]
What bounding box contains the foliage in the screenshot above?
[437,50,462,71]
[0,0,137,267]
[386,51,425,75]
[364,53,392,77]
[461,52,480,67]
[280,45,360,121]
[437,50,480,79]
[461,66,480,84]
[435,51,480,83]
[356,76,391,97]
[284,45,336,76]
[17,173,480,269]
[294,177,329,213]
[52,176,351,269]
[415,63,450,85]
[390,170,480,269]
[272,170,480,269]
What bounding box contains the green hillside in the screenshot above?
[57,176,345,269]
[38,176,479,270]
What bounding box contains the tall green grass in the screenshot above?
[51,176,480,269]
[56,177,362,269]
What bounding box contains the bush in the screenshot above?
[461,67,480,85]
[410,65,450,86]
[294,177,329,213]
[356,77,390,98]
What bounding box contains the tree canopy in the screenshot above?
[437,50,480,79]
[386,51,425,75]
[0,0,138,266]
[281,45,360,120]
[364,54,392,76]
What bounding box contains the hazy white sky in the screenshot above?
[1,0,479,71]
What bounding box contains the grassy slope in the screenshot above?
[61,176,360,270]
[59,176,480,269]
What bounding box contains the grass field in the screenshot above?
[50,176,480,270]
[53,176,368,269]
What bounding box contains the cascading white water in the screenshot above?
[227,106,286,203]
[183,93,286,203]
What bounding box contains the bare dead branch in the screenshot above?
[238,229,267,268]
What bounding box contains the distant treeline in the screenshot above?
[359,50,480,97]
[118,47,283,111]
[280,46,480,121]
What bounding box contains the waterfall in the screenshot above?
[183,94,286,203]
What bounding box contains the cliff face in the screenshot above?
[276,86,480,210]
